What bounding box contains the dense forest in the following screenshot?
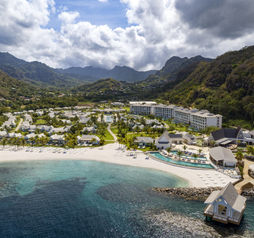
[159,46,254,128]
[0,70,78,113]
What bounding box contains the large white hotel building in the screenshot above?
[130,101,222,130]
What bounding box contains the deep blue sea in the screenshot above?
[0,160,254,238]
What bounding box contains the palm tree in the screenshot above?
[2,138,7,149]
[177,150,182,160]
[236,149,244,161]
[247,145,254,156]
[183,145,187,152]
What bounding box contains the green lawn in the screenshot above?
[35,119,47,125]
[96,128,114,142]
[111,126,118,136]
[105,129,114,141]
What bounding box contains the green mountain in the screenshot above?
[74,56,213,101]
[0,52,82,88]
[0,70,36,99]
[136,55,212,90]
[0,70,40,111]
[74,78,140,101]
[57,65,156,83]
[0,52,156,87]
[159,46,254,127]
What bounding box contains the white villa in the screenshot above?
[77,135,100,146]
[155,131,171,149]
[204,183,246,225]
[209,147,237,167]
[50,134,65,145]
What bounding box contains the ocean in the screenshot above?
[0,160,253,237]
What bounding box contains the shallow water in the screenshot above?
[0,160,253,237]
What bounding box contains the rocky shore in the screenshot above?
[144,210,253,238]
[153,187,222,201]
[241,189,254,199]
[153,187,254,201]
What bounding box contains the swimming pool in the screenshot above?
[170,151,207,160]
[150,152,214,169]
[104,115,113,123]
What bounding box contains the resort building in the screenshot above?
[155,131,171,149]
[174,107,192,124]
[204,182,246,225]
[77,135,100,146]
[24,133,37,142]
[83,126,97,133]
[130,101,156,115]
[0,131,7,138]
[50,134,65,145]
[209,147,237,167]
[182,132,197,145]
[168,133,183,144]
[209,127,254,146]
[190,110,222,130]
[134,137,154,147]
[130,102,222,130]
[154,104,175,120]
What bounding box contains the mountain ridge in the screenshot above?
[56,65,157,83]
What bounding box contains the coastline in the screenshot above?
[0,143,238,188]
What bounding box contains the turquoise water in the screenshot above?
[0,160,253,237]
[150,152,214,169]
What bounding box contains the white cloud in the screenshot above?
[98,0,108,2]
[0,0,254,71]
[58,11,80,24]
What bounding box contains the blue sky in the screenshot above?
[48,0,129,30]
[1,0,254,70]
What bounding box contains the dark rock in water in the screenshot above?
[97,183,158,203]
[144,210,254,238]
[153,187,223,201]
[241,189,254,199]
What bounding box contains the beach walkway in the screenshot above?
[235,159,254,194]
[15,118,23,132]
[107,124,117,142]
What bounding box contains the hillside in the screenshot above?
[0,70,40,112]
[57,65,156,83]
[0,70,37,99]
[131,55,212,98]
[0,53,82,88]
[74,78,142,101]
[138,56,212,88]
[160,46,254,127]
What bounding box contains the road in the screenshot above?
[107,124,117,142]
[15,118,23,132]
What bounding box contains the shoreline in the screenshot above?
[0,143,238,188]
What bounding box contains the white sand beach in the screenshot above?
[0,143,238,188]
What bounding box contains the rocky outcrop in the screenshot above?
[154,186,254,201]
[153,187,222,201]
[241,189,254,199]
